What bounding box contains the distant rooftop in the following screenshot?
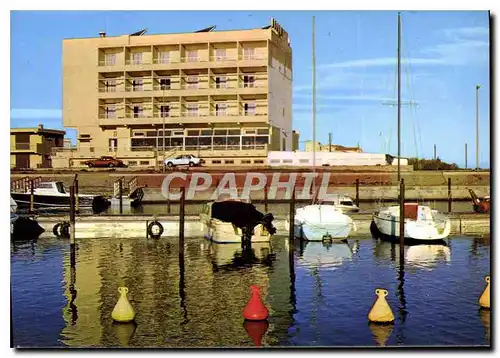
[11,124,65,135]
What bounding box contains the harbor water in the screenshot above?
[11,235,490,348]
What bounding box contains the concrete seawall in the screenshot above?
[35,212,490,239]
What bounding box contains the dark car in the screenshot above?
[83,156,125,168]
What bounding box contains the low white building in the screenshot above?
[268,151,408,167]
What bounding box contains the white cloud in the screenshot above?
[11,108,62,119]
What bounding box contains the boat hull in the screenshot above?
[200,218,271,244]
[294,205,354,241]
[11,193,109,212]
[372,213,451,243]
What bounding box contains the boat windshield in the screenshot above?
[340,200,353,206]
[56,182,66,194]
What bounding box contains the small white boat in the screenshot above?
[320,194,359,213]
[200,201,275,244]
[294,204,356,241]
[372,203,451,242]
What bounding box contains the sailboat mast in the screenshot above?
[312,15,316,180]
[397,12,402,182]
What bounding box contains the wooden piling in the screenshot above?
[74,174,79,212]
[29,179,34,214]
[69,185,76,246]
[355,178,360,207]
[119,178,123,214]
[289,188,296,242]
[399,179,405,266]
[448,177,452,213]
[264,185,268,212]
[179,186,185,248]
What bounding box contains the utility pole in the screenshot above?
[328,132,332,152]
[397,12,402,182]
[476,84,480,170]
[465,142,468,169]
[433,144,436,160]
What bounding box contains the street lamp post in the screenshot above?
[476,84,481,170]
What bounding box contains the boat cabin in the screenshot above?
[404,203,434,221]
[27,181,67,195]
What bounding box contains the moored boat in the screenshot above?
[11,181,110,213]
[200,200,276,244]
[371,203,451,243]
[293,204,356,241]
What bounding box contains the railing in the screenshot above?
[210,56,237,62]
[239,54,267,61]
[125,59,152,65]
[14,143,31,150]
[153,57,180,64]
[11,176,42,192]
[99,60,118,66]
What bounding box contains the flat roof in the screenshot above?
[11,127,66,135]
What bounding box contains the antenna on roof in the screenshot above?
[195,25,216,33]
[130,28,147,36]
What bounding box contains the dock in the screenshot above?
[32,212,490,239]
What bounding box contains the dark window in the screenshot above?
[160,105,170,117]
[228,129,240,135]
[243,75,255,88]
[187,130,199,136]
[201,130,212,136]
[133,106,143,118]
[160,78,171,90]
[214,129,227,136]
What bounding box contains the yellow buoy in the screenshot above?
[112,287,136,323]
[368,288,395,323]
[479,275,490,309]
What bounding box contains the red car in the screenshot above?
[83,156,125,168]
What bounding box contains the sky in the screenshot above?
[10,10,491,168]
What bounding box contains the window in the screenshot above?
[254,160,264,164]
[140,161,150,166]
[244,102,256,116]
[172,130,184,136]
[108,138,117,152]
[133,106,143,118]
[225,160,234,164]
[160,105,170,118]
[228,130,240,135]
[215,76,227,89]
[257,129,269,135]
[186,76,199,89]
[104,53,116,66]
[158,51,170,64]
[128,161,137,166]
[105,79,117,92]
[215,103,226,116]
[105,104,116,118]
[283,159,293,164]
[282,108,285,117]
[186,103,198,117]
[160,77,171,90]
[215,48,226,60]
[243,47,255,60]
[131,78,143,91]
[244,129,256,135]
[201,130,212,136]
[187,50,198,62]
[243,75,255,88]
[241,160,251,164]
[187,130,200,136]
[299,159,310,164]
[133,131,146,137]
[212,160,222,164]
[270,159,280,164]
[132,52,142,64]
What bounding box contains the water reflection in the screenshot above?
[112,321,137,347]
[208,242,275,270]
[298,241,353,270]
[478,309,490,341]
[368,322,394,346]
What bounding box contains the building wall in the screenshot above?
[10,129,65,169]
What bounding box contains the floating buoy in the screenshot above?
[368,322,394,346]
[112,287,136,323]
[243,286,269,321]
[479,275,490,309]
[112,321,137,346]
[368,288,394,323]
[243,320,269,347]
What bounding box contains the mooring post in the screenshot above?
[399,178,405,267]
[448,177,452,213]
[179,186,185,250]
[167,192,171,214]
[264,185,268,213]
[355,178,360,207]
[69,185,76,248]
[119,178,123,214]
[29,179,34,214]
[74,174,79,212]
[289,188,296,243]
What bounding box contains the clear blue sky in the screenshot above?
[10,10,490,168]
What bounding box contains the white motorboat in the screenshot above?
[298,241,353,270]
[372,203,451,242]
[320,194,359,213]
[293,204,356,241]
[200,200,276,244]
[11,181,109,212]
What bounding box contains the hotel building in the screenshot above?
[53,19,292,168]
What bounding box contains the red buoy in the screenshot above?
[243,286,269,321]
[243,320,269,347]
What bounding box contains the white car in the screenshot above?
[164,154,204,168]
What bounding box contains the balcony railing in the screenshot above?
[239,54,267,61]
[210,56,237,62]
[99,60,118,66]
[125,59,152,65]
[14,143,31,150]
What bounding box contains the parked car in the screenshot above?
[164,154,204,168]
[83,156,125,168]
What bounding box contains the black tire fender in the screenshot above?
[147,221,164,239]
